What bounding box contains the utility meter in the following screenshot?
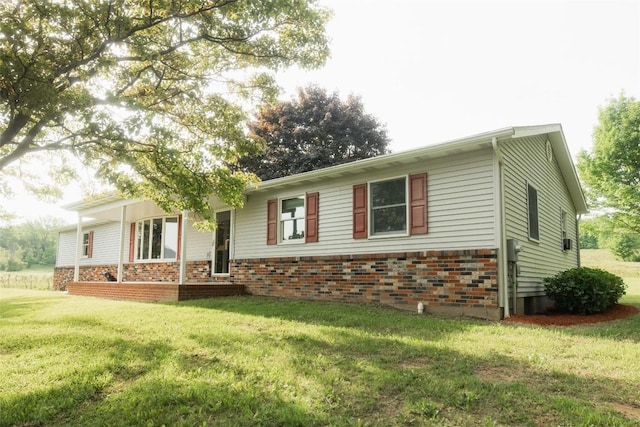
[506,239,522,262]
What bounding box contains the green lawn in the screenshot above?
[1,285,640,426]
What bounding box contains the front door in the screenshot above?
[213,211,232,275]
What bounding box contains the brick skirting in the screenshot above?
[67,282,245,303]
[54,261,219,291]
[56,249,501,319]
[232,249,500,320]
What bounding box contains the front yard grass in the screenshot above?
[1,286,639,426]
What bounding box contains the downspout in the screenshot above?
[492,137,510,318]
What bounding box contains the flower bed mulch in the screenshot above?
[505,304,639,326]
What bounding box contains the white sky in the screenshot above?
[4,0,640,224]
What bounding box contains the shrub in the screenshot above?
[543,267,626,314]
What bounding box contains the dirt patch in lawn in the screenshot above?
[505,304,638,326]
[609,403,640,420]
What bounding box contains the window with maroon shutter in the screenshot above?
[82,231,94,258]
[267,199,278,245]
[409,173,428,235]
[305,192,319,243]
[352,184,368,239]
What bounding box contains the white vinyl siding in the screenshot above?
[56,222,126,267]
[184,223,213,261]
[502,135,579,297]
[234,149,497,258]
[56,220,212,266]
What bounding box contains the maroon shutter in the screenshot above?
[267,199,278,245]
[353,184,368,239]
[305,192,319,243]
[409,173,428,235]
[87,231,94,258]
[128,223,136,262]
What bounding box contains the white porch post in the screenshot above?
[73,214,83,282]
[179,210,188,284]
[117,206,127,282]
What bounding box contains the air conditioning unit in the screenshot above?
[562,238,572,251]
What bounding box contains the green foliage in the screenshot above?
[611,234,640,262]
[579,232,599,249]
[543,267,627,314]
[0,0,330,224]
[237,85,390,180]
[0,217,64,268]
[577,95,640,234]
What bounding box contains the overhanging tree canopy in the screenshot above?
[0,0,330,225]
[577,95,640,234]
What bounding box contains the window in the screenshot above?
[267,193,319,245]
[527,183,539,241]
[135,216,179,260]
[280,196,306,242]
[81,231,93,258]
[353,173,428,239]
[370,177,408,236]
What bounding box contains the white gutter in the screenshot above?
[492,137,510,318]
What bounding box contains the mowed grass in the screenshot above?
[1,284,640,426]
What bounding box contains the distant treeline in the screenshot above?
[0,218,65,271]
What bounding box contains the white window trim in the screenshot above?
[134,216,179,262]
[279,195,306,245]
[526,181,540,243]
[368,175,410,239]
[81,232,90,258]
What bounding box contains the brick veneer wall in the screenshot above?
[54,260,218,290]
[232,249,501,320]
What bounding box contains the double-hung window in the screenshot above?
[527,183,539,241]
[267,193,319,245]
[280,196,306,242]
[136,216,179,260]
[370,177,408,236]
[81,231,93,258]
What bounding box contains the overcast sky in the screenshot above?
[5,0,640,224]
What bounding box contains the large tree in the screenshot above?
[237,85,390,180]
[577,95,640,234]
[0,0,329,225]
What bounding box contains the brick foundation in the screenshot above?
[54,260,219,290]
[55,249,502,320]
[232,249,500,320]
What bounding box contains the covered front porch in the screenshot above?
[57,194,238,302]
